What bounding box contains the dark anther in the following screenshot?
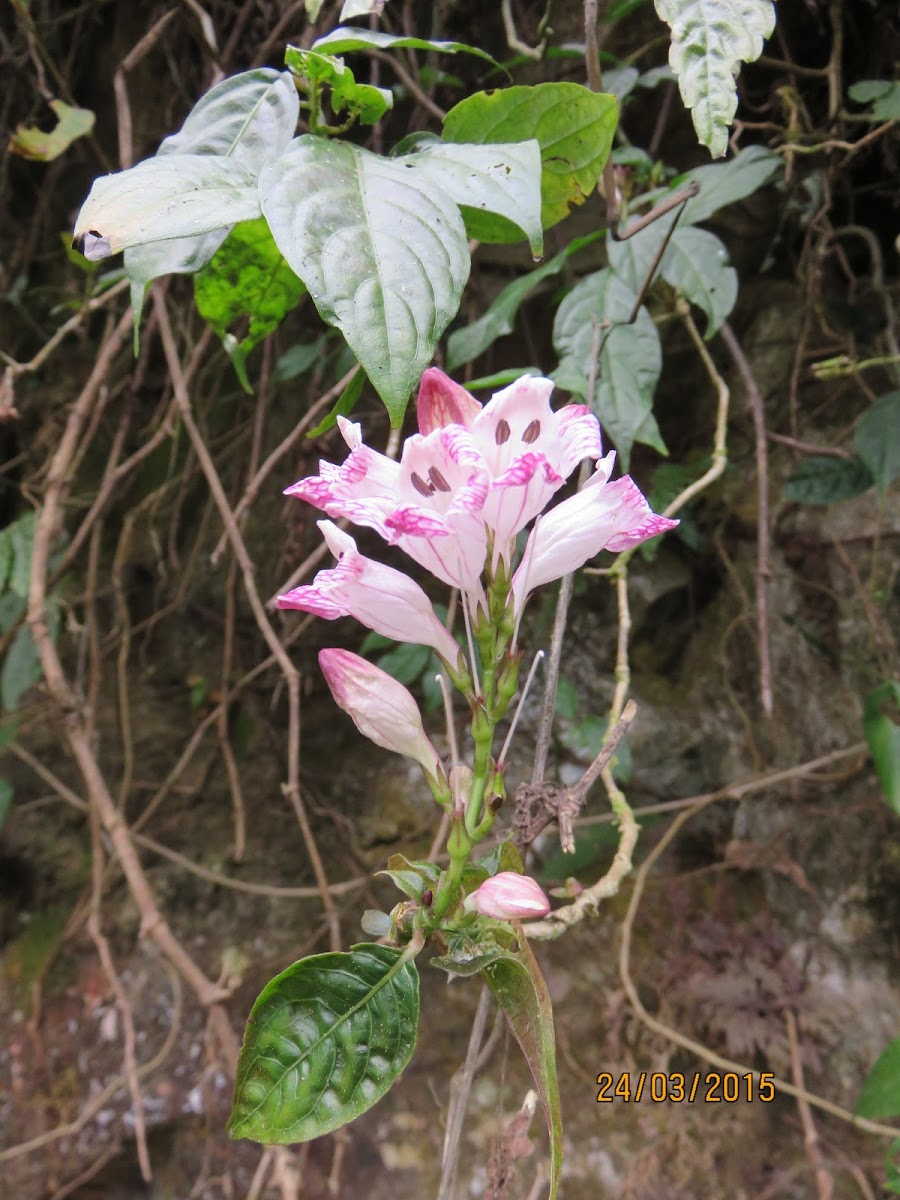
[523,419,541,444]
[422,889,433,907]
[428,466,452,492]
[411,471,434,497]
[495,419,511,445]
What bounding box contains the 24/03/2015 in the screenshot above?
[596,1071,776,1103]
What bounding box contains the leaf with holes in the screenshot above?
[655,0,776,157]
[9,100,94,162]
[481,938,563,1200]
[442,84,618,243]
[259,135,470,423]
[553,268,664,467]
[229,943,420,1143]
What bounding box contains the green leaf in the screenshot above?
[259,135,470,424]
[673,144,780,226]
[285,47,392,125]
[312,26,496,66]
[274,338,327,382]
[379,854,441,901]
[431,934,507,978]
[229,942,420,1143]
[194,218,306,387]
[442,84,618,241]
[374,641,433,685]
[856,1038,900,1119]
[447,231,604,371]
[848,80,900,121]
[0,777,11,829]
[306,364,366,437]
[8,512,35,599]
[120,69,299,316]
[2,601,59,712]
[9,99,94,162]
[783,456,874,506]
[411,141,543,258]
[654,0,776,157]
[854,391,900,498]
[553,267,664,467]
[467,367,543,390]
[482,939,563,1200]
[74,155,260,261]
[886,1139,900,1194]
[863,682,900,814]
[475,840,525,877]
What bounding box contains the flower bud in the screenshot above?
[464,871,551,921]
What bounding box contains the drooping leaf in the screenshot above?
[411,141,543,257]
[312,26,496,66]
[553,268,664,467]
[447,231,604,370]
[9,100,95,162]
[194,219,306,389]
[863,682,900,815]
[856,1038,900,1118]
[122,69,299,317]
[674,145,780,225]
[654,0,776,157]
[285,47,392,125]
[442,84,618,242]
[259,135,470,423]
[74,155,260,261]
[854,391,900,498]
[848,80,900,121]
[783,456,874,506]
[229,942,420,1143]
[482,938,563,1200]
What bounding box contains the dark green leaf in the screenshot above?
[0,777,11,830]
[431,940,506,977]
[886,1139,900,1194]
[475,840,524,877]
[8,512,35,599]
[854,391,900,498]
[856,1038,900,1118]
[229,943,420,1143]
[467,367,543,390]
[379,854,441,901]
[375,641,432,685]
[863,682,900,814]
[783,456,873,505]
[482,939,563,1199]
[306,365,366,438]
[2,600,59,712]
[554,678,578,723]
[848,80,900,121]
[274,338,326,382]
[312,27,497,67]
[552,267,664,467]
[442,84,618,241]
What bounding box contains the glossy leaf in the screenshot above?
[856,1038,900,1118]
[124,69,299,315]
[863,682,900,815]
[447,231,604,370]
[312,26,496,66]
[783,456,873,506]
[854,391,900,498]
[229,943,420,1143]
[442,84,618,242]
[654,0,776,157]
[260,135,470,423]
[194,219,306,388]
[482,938,563,1200]
[553,267,664,467]
[9,100,94,162]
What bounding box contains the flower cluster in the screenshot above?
[278,368,676,925]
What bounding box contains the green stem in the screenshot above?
[430,820,471,923]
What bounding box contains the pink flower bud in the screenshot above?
[416,367,482,435]
[464,871,551,920]
[318,649,443,781]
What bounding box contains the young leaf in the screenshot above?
[863,682,900,815]
[312,26,496,66]
[285,47,392,125]
[783,456,874,506]
[442,84,618,242]
[447,230,604,370]
[654,0,776,157]
[259,135,470,424]
[194,219,306,388]
[854,391,900,498]
[229,943,420,1143]
[553,268,664,467]
[482,937,563,1200]
[9,100,95,162]
[74,155,260,260]
[856,1038,900,1119]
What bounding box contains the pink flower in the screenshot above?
[511,462,679,613]
[318,649,445,782]
[464,871,551,920]
[285,370,603,591]
[277,521,461,666]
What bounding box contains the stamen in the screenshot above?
[522,419,541,444]
[428,466,452,493]
[497,650,545,767]
[495,419,511,445]
[410,471,434,497]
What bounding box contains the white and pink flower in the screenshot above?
[464,871,551,920]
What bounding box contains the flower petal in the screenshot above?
[464,871,551,920]
[416,367,482,434]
